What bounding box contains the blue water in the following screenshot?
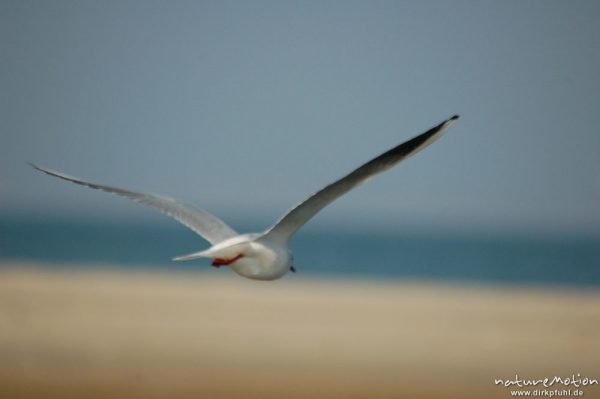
[1,218,599,287]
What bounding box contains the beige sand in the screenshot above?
[1,262,599,398]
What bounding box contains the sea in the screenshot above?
[1,218,599,287]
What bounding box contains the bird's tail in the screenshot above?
[172,249,212,261]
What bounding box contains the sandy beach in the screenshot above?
[1,262,599,399]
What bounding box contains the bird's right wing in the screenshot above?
[30,164,238,245]
[262,115,459,243]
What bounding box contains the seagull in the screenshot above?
[31,115,458,280]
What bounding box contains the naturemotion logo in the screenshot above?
[494,374,598,397]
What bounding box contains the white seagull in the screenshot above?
[31,115,458,280]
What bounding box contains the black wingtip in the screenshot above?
[450,114,459,121]
[28,162,51,176]
[27,162,41,171]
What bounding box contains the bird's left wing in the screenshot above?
[30,164,238,245]
[262,115,459,243]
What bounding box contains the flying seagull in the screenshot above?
[31,115,458,280]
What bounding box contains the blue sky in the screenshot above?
[2,1,600,235]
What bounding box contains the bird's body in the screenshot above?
[183,234,291,281]
[31,115,458,280]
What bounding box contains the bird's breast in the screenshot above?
[229,240,290,281]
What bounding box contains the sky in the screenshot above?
[2,0,600,235]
